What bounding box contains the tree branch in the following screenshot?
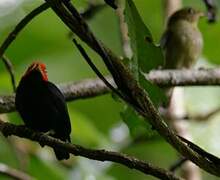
[169,157,187,172]
[72,38,124,100]
[0,162,33,180]
[147,68,220,87]
[80,3,106,20]
[1,56,16,93]
[0,3,49,58]
[185,106,220,122]
[2,68,220,114]
[203,0,217,23]
[0,120,181,180]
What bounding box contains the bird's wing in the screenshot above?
[45,81,71,137]
[160,30,171,50]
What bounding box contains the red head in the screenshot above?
[24,62,48,81]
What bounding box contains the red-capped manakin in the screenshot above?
[15,62,71,160]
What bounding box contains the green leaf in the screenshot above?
[124,0,166,105]
[123,0,166,136]
[121,106,155,138]
[124,0,166,106]
[124,0,164,75]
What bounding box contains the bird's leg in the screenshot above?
[44,129,56,136]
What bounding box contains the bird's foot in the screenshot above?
[39,130,56,147]
[44,129,56,136]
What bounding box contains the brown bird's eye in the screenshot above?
[188,8,194,14]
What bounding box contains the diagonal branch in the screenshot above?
[0,120,181,180]
[43,0,220,176]
[0,3,49,58]
[72,38,124,100]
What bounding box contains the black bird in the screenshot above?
[15,62,71,160]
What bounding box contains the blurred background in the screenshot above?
[0,0,220,179]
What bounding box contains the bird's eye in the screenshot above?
[188,8,194,14]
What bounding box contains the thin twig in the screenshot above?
[72,38,124,100]
[81,3,106,20]
[1,56,16,92]
[0,120,181,180]
[0,3,49,58]
[203,0,217,23]
[188,106,220,121]
[116,2,132,58]
[0,162,33,180]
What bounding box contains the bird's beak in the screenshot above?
[197,11,205,18]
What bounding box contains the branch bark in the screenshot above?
[0,120,181,180]
[2,68,220,114]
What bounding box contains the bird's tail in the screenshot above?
[53,148,70,160]
[52,133,71,160]
[163,87,174,108]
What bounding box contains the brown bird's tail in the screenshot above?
[164,87,174,107]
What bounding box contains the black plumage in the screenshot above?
[15,62,71,160]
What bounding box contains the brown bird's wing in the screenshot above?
[160,30,170,50]
[160,29,184,69]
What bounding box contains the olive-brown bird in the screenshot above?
[15,62,71,160]
[161,7,204,69]
[160,7,204,102]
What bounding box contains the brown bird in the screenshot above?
[160,7,204,103]
[15,62,71,160]
[161,7,204,69]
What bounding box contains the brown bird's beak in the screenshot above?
[197,11,205,18]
